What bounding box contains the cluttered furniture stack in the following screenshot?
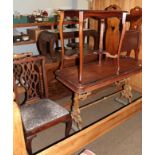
[55,8,142,129]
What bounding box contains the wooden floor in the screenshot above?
[56,57,142,93]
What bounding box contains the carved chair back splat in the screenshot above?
[14,56,48,104]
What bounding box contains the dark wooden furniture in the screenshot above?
[44,60,73,100]
[104,4,122,56]
[13,21,78,28]
[104,6,142,61]
[55,9,142,129]
[13,55,72,154]
[125,6,142,58]
[13,21,78,46]
[37,28,99,61]
[37,27,99,100]
[43,52,99,100]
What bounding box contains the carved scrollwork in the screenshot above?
[13,56,46,104]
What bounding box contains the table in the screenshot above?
[37,28,99,61]
[55,10,142,129]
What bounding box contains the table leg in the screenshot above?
[38,39,47,56]
[116,78,133,104]
[50,40,57,62]
[71,93,82,130]
[115,81,123,91]
[121,79,133,103]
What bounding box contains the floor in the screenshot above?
[74,111,142,155]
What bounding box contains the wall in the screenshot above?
[77,0,88,9]
[13,0,72,14]
[13,0,72,55]
[13,0,88,55]
[93,0,142,11]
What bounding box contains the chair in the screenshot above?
[104,5,141,62]
[13,54,72,154]
[124,6,142,60]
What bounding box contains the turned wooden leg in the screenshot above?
[65,115,72,137]
[99,51,103,65]
[37,39,47,56]
[71,93,83,130]
[135,48,139,61]
[26,135,36,155]
[50,40,57,62]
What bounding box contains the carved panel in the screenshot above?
[13,56,47,104]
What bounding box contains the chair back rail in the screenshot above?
[13,56,48,105]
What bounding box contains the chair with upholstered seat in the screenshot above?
[13,55,72,154]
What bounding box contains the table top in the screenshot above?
[56,56,142,94]
[58,9,128,19]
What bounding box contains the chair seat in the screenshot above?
[20,99,69,133]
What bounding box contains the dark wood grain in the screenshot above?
[56,57,141,93]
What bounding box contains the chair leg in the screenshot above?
[135,48,139,61]
[26,135,36,155]
[65,116,72,137]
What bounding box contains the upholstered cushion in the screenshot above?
[20,99,69,133]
